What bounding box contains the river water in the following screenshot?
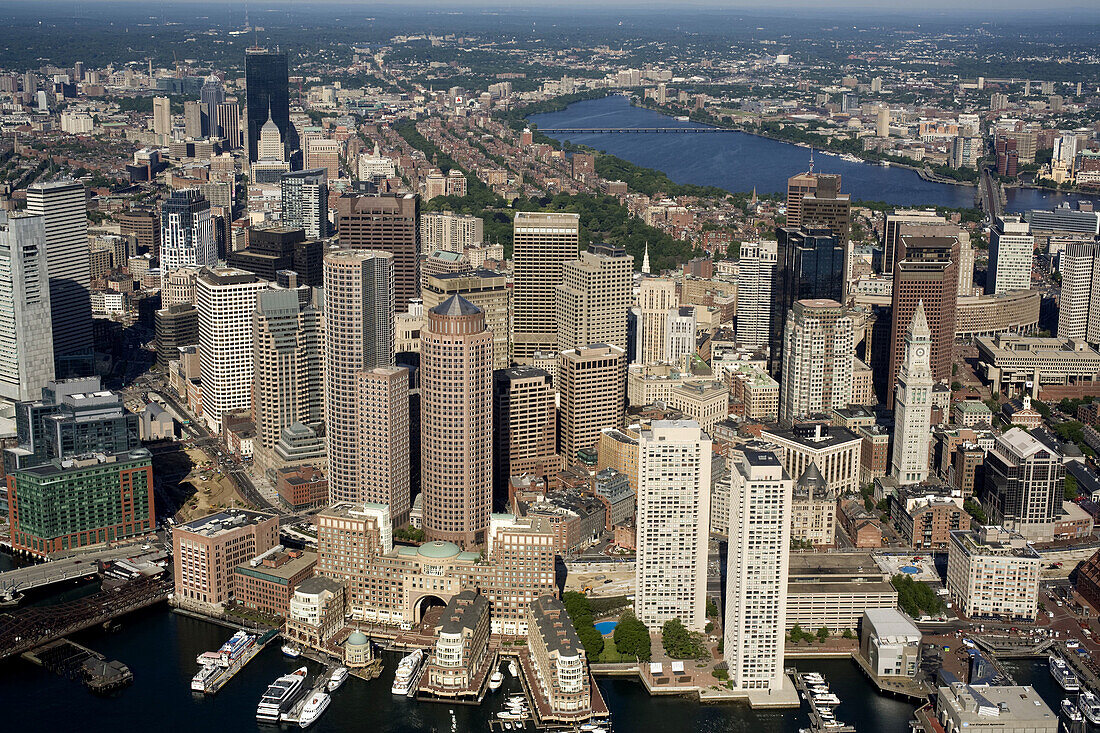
[529,96,1100,214]
[0,606,918,733]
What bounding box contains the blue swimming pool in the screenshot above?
[900,566,921,574]
[594,621,618,635]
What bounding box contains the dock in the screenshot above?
[791,670,856,733]
[197,629,278,695]
[850,651,932,703]
[22,638,132,694]
[281,667,333,725]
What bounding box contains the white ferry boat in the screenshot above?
[327,667,349,692]
[1078,691,1100,724]
[281,644,302,658]
[256,667,308,723]
[297,691,330,729]
[196,631,256,668]
[391,649,424,696]
[489,670,504,691]
[1050,654,1081,691]
[1063,698,1084,722]
[191,664,221,692]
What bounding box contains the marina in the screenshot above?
[792,671,855,733]
[191,629,276,695]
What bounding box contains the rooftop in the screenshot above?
[178,509,275,537]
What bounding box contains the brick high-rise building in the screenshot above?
[335,193,419,312]
[785,171,840,229]
[323,250,395,506]
[512,212,579,360]
[493,367,558,497]
[888,235,959,387]
[119,209,160,258]
[357,366,411,527]
[557,344,627,463]
[421,296,494,548]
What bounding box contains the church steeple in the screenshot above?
[641,241,651,275]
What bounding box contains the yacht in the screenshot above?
[803,673,825,684]
[190,664,221,693]
[281,644,301,659]
[498,711,523,720]
[327,667,349,692]
[813,693,841,706]
[508,660,519,677]
[1062,698,1084,722]
[489,670,504,691]
[391,649,424,696]
[1078,691,1100,724]
[297,691,330,729]
[1050,654,1081,691]
[256,667,308,723]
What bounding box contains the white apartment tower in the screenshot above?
[988,216,1034,295]
[556,243,634,353]
[891,301,934,485]
[420,212,484,254]
[512,212,579,360]
[196,268,270,431]
[1057,240,1100,343]
[636,420,712,632]
[735,240,776,348]
[724,448,792,692]
[0,212,55,402]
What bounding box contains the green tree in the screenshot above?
[613,610,652,662]
[842,628,855,640]
[1066,474,1079,501]
[662,618,707,659]
[705,598,719,618]
[892,574,945,617]
[577,624,605,658]
[816,627,830,643]
[964,498,987,524]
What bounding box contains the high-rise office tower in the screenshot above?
[196,269,270,432]
[957,233,975,296]
[888,235,958,387]
[227,226,323,287]
[245,47,300,168]
[252,288,323,452]
[769,226,844,375]
[881,209,952,277]
[665,307,696,365]
[25,180,93,365]
[512,211,580,360]
[200,74,224,137]
[981,427,1064,542]
[988,216,1035,295]
[636,420,712,632]
[800,176,851,289]
[724,448,792,692]
[779,299,854,425]
[735,240,776,348]
[183,100,203,139]
[216,102,240,148]
[636,277,678,365]
[0,211,55,402]
[786,171,840,229]
[1057,241,1100,341]
[421,296,494,548]
[323,250,395,505]
[119,209,160,258]
[281,169,330,240]
[556,243,633,353]
[422,269,510,371]
[557,344,627,463]
[356,366,411,527]
[305,138,341,181]
[335,193,419,313]
[493,367,558,497]
[420,212,483,254]
[152,96,171,144]
[160,189,216,273]
[890,302,934,485]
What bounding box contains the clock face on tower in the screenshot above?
[915,347,926,358]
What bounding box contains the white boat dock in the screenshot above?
[791,671,856,733]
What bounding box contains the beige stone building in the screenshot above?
[636,277,678,365]
[558,345,627,464]
[423,269,510,370]
[512,212,579,360]
[357,367,411,527]
[556,243,633,353]
[946,526,1040,621]
[668,381,729,433]
[493,367,559,490]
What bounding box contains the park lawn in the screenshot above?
[598,636,625,663]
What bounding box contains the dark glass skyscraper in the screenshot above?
[200,75,225,138]
[768,226,844,374]
[245,48,300,169]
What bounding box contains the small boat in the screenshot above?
[298,691,330,729]
[327,667,349,692]
[580,725,598,732]
[1063,698,1084,721]
[489,670,504,691]
[508,660,518,677]
[281,644,301,658]
[813,693,841,706]
[1078,691,1100,724]
[498,711,522,720]
[803,673,825,683]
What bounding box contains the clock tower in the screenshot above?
[891,300,934,485]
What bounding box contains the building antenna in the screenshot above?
[808,147,815,174]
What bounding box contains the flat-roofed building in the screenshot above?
[860,608,922,678]
[976,334,1100,395]
[512,211,579,360]
[668,381,729,433]
[762,423,862,496]
[786,553,899,634]
[558,345,626,464]
[946,526,1040,621]
[936,678,1056,733]
[233,548,316,618]
[172,509,279,613]
[423,269,510,371]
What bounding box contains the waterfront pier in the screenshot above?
[22,638,133,694]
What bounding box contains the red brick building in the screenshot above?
[233,549,317,618]
[276,466,329,511]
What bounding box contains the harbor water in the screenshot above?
[0,607,918,732]
[529,95,1100,213]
